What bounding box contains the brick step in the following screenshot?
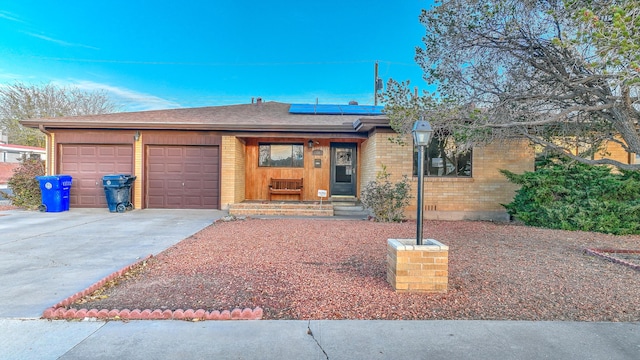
[229,202,333,217]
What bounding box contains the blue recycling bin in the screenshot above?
[36,175,72,212]
[103,174,136,213]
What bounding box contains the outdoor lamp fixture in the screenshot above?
[308,139,314,148]
[134,131,141,142]
[412,119,433,245]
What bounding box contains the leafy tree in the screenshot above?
[382,0,640,170]
[0,82,119,147]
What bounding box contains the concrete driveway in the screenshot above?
[0,208,223,318]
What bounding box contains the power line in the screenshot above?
[26,56,383,67]
[26,55,418,68]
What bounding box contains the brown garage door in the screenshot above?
[59,144,134,207]
[147,145,219,209]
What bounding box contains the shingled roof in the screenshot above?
[20,101,390,134]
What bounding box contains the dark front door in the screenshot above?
[330,143,357,196]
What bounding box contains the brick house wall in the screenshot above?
[359,131,379,188]
[220,136,246,209]
[360,131,535,221]
[597,138,632,165]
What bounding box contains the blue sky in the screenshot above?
[0,1,433,111]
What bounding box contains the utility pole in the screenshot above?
[374,61,383,106]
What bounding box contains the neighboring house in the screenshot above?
[21,100,536,220]
[0,143,45,196]
[0,162,19,193]
[0,143,46,163]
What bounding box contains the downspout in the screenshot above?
[38,124,53,175]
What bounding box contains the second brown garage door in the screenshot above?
[146,145,220,209]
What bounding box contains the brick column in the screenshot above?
[387,238,448,293]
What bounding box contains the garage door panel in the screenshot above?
[96,148,113,156]
[202,180,218,190]
[80,147,97,156]
[166,148,183,156]
[183,164,203,173]
[166,180,183,189]
[148,163,166,172]
[165,195,183,206]
[184,180,201,188]
[201,164,218,173]
[184,196,205,206]
[147,145,219,209]
[166,164,183,173]
[148,179,164,187]
[148,148,165,156]
[63,148,78,156]
[60,144,133,208]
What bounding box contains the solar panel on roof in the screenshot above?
[289,103,384,115]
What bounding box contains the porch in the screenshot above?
[228,197,369,218]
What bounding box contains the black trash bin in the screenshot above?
[103,174,136,213]
[35,175,72,212]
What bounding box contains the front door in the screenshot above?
[330,143,357,196]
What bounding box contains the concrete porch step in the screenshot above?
[331,198,370,218]
[329,196,358,206]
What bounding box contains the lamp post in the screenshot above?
[412,119,433,245]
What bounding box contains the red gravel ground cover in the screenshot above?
[75,218,640,321]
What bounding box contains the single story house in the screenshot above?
[0,143,46,163]
[0,162,19,194]
[0,143,45,194]
[21,100,537,220]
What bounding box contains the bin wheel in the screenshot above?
[38,204,47,212]
[116,203,126,213]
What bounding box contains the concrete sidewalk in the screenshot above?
[0,208,638,359]
[2,319,638,359]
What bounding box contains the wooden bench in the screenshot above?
[269,178,303,201]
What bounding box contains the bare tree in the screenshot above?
[0,82,120,147]
[383,0,640,170]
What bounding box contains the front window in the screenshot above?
[414,135,472,177]
[259,144,304,167]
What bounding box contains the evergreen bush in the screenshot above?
[502,157,640,235]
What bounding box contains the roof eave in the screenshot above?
[23,122,362,133]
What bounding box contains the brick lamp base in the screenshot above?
[387,238,449,293]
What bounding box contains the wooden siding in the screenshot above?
[54,129,135,144]
[143,130,222,146]
[244,138,361,201]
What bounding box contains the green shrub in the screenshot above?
[502,157,640,235]
[3,156,45,210]
[360,166,412,222]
